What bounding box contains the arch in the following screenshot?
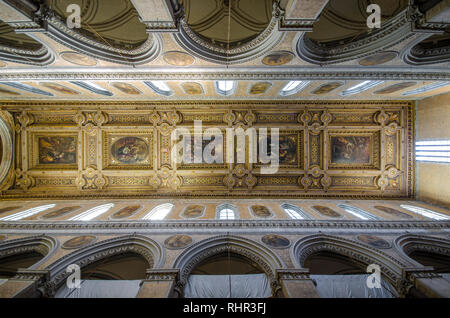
[0,235,59,271]
[43,234,164,296]
[215,203,239,220]
[281,203,312,220]
[296,1,410,65]
[0,21,55,66]
[394,234,450,269]
[173,235,285,292]
[291,234,407,286]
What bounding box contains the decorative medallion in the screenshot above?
[61,52,97,66]
[181,82,204,95]
[0,61,6,67]
[311,82,344,95]
[111,137,150,164]
[164,234,193,250]
[249,82,272,94]
[250,205,272,218]
[359,52,398,66]
[0,206,22,215]
[261,234,290,249]
[110,82,142,95]
[41,206,81,219]
[181,205,205,218]
[312,205,341,218]
[39,82,80,95]
[62,235,97,249]
[356,234,391,249]
[163,51,195,66]
[110,205,141,219]
[262,51,294,66]
[373,82,417,94]
[373,206,413,219]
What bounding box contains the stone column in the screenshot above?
[401,267,450,298]
[0,269,49,298]
[276,269,320,298]
[136,269,179,298]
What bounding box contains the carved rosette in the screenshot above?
[15,169,35,191]
[75,167,108,191]
[224,164,256,190]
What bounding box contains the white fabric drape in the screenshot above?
[55,280,142,298]
[310,274,397,298]
[184,274,271,298]
[0,279,7,287]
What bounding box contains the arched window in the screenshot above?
[340,80,384,96]
[68,203,115,221]
[0,204,56,221]
[215,80,236,96]
[144,81,173,96]
[399,205,449,221]
[279,80,310,96]
[281,203,312,220]
[216,204,239,220]
[337,204,380,220]
[142,203,174,220]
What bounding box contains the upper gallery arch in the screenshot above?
[0,20,54,65]
[5,0,160,65]
[173,0,285,64]
[296,0,410,65]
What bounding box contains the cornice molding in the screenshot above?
[0,220,448,232]
[0,68,448,81]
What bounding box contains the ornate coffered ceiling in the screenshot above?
[0,100,414,200]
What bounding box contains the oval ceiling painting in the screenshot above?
[62,235,97,249]
[261,234,290,249]
[61,51,97,66]
[262,51,294,66]
[39,82,80,95]
[311,82,344,95]
[181,82,204,95]
[0,234,6,241]
[41,206,81,219]
[0,206,22,215]
[251,205,272,218]
[182,205,205,218]
[249,82,272,95]
[373,206,413,219]
[111,137,149,164]
[164,234,193,249]
[373,82,417,95]
[356,235,391,249]
[110,205,141,219]
[111,82,142,95]
[0,87,20,96]
[359,51,398,66]
[312,205,341,218]
[163,51,195,66]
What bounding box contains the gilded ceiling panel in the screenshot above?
[1,100,414,199]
